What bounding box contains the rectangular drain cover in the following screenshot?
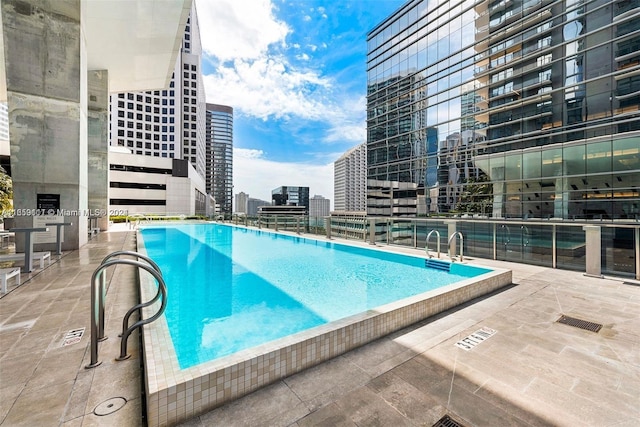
[454,326,496,351]
[557,315,602,333]
[433,415,465,427]
[62,328,85,346]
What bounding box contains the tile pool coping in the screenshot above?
[137,225,513,427]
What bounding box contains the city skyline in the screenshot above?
[196,0,405,203]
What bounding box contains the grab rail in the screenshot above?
[86,255,166,368]
[100,251,162,340]
[448,231,464,262]
[425,230,441,258]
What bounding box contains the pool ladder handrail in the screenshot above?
[86,251,166,369]
[448,231,464,262]
[425,229,441,258]
[102,251,163,340]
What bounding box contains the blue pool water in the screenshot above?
[139,224,491,369]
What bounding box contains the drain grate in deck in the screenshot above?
[556,315,602,333]
[433,415,466,427]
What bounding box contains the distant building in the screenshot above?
[247,197,271,216]
[234,192,249,214]
[309,195,330,218]
[334,142,367,212]
[109,4,206,179]
[109,147,208,216]
[206,103,233,215]
[272,186,310,212]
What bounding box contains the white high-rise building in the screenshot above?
[235,192,249,214]
[108,3,206,179]
[309,195,330,218]
[334,142,367,212]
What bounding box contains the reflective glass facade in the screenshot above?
[367,0,640,220]
[205,104,234,215]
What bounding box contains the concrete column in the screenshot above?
[324,217,331,239]
[88,70,109,232]
[445,220,457,255]
[2,1,88,251]
[583,225,602,278]
[369,218,376,245]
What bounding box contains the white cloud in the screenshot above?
[233,148,334,206]
[197,0,365,146]
[203,56,331,121]
[196,0,289,61]
[235,148,265,159]
[303,15,311,21]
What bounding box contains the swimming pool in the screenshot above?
[138,223,512,426]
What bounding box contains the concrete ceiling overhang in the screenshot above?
[82,0,192,93]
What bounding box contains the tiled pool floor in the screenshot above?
[0,224,638,426]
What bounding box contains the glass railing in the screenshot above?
[226,215,640,279]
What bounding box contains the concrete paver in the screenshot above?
[0,226,638,427]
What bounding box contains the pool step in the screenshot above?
[424,258,451,272]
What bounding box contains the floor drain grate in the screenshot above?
[557,315,602,333]
[433,415,466,427]
[94,397,127,416]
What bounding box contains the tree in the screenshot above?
[0,166,13,217]
[455,175,492,215]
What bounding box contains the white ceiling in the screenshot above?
[83,0,192,93]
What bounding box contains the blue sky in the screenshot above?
[196,0,405,205]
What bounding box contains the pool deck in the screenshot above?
[0,224,639,426]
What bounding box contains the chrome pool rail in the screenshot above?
[85,251,166,369]
[425,229,441,259]
[100,251,163,341]
[448,231,464,262]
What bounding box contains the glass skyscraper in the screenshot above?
[367,0,639,220]
[205,103,234,215]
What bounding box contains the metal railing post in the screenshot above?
[552,224,557,269]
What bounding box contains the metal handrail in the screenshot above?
[425,230,441,258]
[86,258,166,368]
[502,224,511,249]
[448,231,464,262]
[521,225,530,247]
[100,251,162,340]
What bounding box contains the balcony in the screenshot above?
[614,0,640,18]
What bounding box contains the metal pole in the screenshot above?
[552,224,557,269]
[87,267,104,368]
[635,226,639,280]
[99,270,107,341]
[492,222,497,260]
